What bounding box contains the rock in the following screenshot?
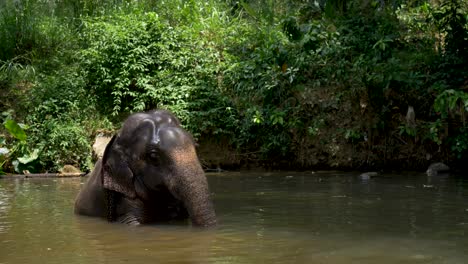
[93,134,113,159]
[406,105,416,129]
[59,165,81,174]
[426,162,450,176]
[360,172,379,180]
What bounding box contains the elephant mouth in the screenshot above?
[150,189,189,222]
[133,175,189,222]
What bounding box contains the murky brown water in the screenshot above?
[1,171,468,264]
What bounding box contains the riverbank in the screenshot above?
[1,0,467,174]
[197,139,450,173]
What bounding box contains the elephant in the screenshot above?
[74,110,216,227]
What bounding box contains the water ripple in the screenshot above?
[0,174,467,263]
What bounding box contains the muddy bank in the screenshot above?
[88,130,452,173]
[196,136,452,173]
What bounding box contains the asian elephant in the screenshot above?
[74,110,216,227]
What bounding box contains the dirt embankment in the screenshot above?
[198,86,451,172]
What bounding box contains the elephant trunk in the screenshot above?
[167,147,217,227]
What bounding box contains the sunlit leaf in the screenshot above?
[0,147,9,156]
[17,149,39,164]
[12,160,19,173]
[4,119,27,141]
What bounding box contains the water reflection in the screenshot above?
[0,181,13,234]
[0,172,467,263]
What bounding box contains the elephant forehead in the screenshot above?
[147,110,180,125]
[123,111,179,129]
[157,127,194,149]
[119,118,157,143]
[118,120,192,151]
[119,113,180,139]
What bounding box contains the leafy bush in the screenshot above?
[80,11,236,138]
[30,118,92,172]
[23,63,112,172]
[222,5,345,162]
[1,0,468,171]
[0,118,40,174]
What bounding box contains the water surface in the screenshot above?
[1,171,468,263]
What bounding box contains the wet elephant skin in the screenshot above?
[74,110,216,227]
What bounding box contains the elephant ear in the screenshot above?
[101,135,136,199]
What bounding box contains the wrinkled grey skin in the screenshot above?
[74,110,216,227]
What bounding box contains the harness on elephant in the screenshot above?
[104,189,117,222]
[102,162,118,222]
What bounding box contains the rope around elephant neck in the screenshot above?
[105,189,116,222]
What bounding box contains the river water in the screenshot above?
[0,171,467,263]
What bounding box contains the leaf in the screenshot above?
[12,160,20,173]
[17,149,39,164]
[448,94,459,110]
[240,0,257,19]
[4,119,27,141]
[0,147,9,156]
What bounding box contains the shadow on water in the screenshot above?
[1,172,468,263]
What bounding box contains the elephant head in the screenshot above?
[101,110,216,227]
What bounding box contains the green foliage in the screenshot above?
[429,0,468,91]
[0,0,76,63]
[309,119,326,137]
[30,117,92,172]
[433,89,468,119]
[431,89,468,158]
[223,26,296,158]
[23,63,107,172]
[0,118,40,173]
[0,58,36,115]
[80,11,235,138]
[399,124,417,138]
[425,119,443,145]
[344,128,364,143]
[0,0,38,61]
[432,0,468,58]
[0,58,36,83]
[1,0,468,171]
[0,136,8,174]
[448,128,468,159]
[4,119,27,141]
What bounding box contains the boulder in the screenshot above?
[59,165,82,174]
[93,134,112,159]
[426,162,450,176]
[360,171,379,180]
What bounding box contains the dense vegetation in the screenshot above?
[1,0,467,174]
